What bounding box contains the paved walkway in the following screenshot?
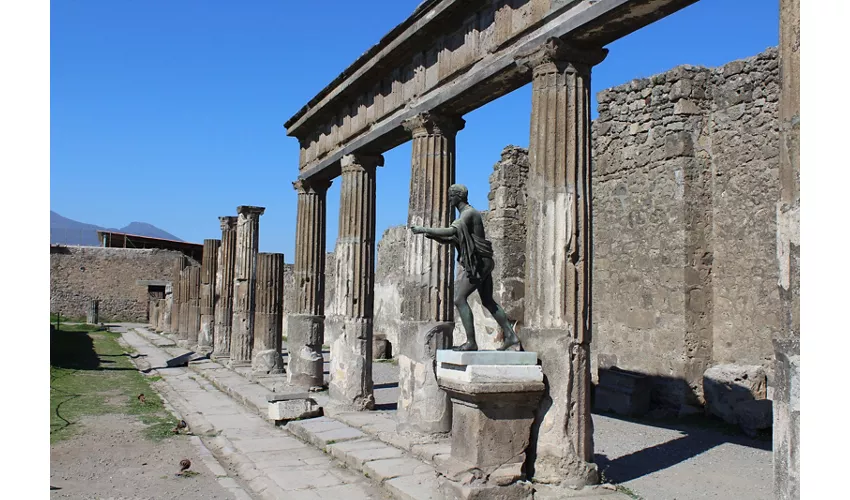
[118,324,771,500]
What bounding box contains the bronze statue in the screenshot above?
[411,184,521,351]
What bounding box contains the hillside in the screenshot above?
[50,211,182,246]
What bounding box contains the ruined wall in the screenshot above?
[708,51,780,367]
[373,225,407,350]
[50,246,185,322]
[591,48,780,408]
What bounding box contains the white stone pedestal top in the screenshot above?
[436,350,537,365]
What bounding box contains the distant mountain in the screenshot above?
[50,211,183,246]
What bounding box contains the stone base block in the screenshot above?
[329,318,374,411]
[286,314,325,389]
[593,367,652,417]
[703,364,767,425]
[439,476,533,500]
[373,333,392,360]
[166,352,194,368]
[396,320,454,434]
[252,349,285,375]
[268,398,322,422]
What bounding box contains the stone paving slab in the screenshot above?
[363,458,435,483]
[384,473,440,500]
[123,327,387,500]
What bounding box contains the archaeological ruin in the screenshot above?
[49,0,799,498]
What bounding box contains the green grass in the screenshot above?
[616,485,645,500]
[50,324,179,443]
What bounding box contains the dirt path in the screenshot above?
[50,413,241,500]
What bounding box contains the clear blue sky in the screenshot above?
[50,0,778,260]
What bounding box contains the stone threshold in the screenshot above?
[132,327,629,500]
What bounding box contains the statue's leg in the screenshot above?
[453,271,478,351]
[478,275,521,350]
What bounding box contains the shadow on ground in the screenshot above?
[50,326,143,372]
[592,410,772,483]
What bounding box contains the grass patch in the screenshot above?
[616,485,644,500]
[50,324,179,443]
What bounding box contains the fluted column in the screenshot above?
[230,206,265,367]
[252,252,286,374]
[329,153,382,410]
[162,283,173,332]
[287,177,331,388]
[198,238,220,353]
[213,216,238,360]
[515,37,607,485]
[186,266,201,345]
[396,111,464,434]
[178,268,189,339]
[170,278,181,334]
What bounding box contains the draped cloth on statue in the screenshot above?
[451,218,494,283]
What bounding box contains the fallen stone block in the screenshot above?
[267,397,322,422]
[373,333,392,360]
[734,399,773,437]
[593,367,651,417]
[703,364,767,425]
[165,351,195,368]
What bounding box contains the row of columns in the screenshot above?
[161,206,288,376]
[287,37,603,483]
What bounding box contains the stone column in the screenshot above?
[178,268,190,339]
[187,266,201,345]
[515,38,607,486]
[170,277,181,334]
[287,178,331,388]
[396,111,464,434]
[230,206,265,367]
[198,238,221,353]
[87,299,99,324]
[252,252,286,374]
[214,216,238,360]
[329,153,382,410]
[775,0,800,498]
[162,282,173,333]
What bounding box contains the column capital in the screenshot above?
[402,111,465,137]
[515,37,608,76]
[236,205,266,218]
[341,153,384,174]
[293,177,332,194]
[219,216,238,231]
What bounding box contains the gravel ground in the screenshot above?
[50,414,241,500]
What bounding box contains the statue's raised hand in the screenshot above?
[410,225,425,235]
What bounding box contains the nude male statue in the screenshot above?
[410,184,521,351]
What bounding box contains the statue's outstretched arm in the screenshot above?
[410,225,456,238]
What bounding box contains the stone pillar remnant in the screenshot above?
[774,0,800,498]
[178,268,190,339]
[186,266,201,346]
[87,299,99,325]
[329,153,382,410]
[230,206,265,367]
[287,178,331,388]
[396,111,464,434]
[252,252,286,374]
[199,238,221,353]
[515,37,607,485]
[213,216,238,360]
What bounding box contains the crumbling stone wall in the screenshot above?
[591,48,780,409]
[373,225,407,350]
[50,246,185,321]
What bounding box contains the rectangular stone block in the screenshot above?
[268,398,322,421]
[436,350,538,365]
[437,364,543,384]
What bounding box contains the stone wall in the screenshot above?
[50,246,186,322]
[373,225,407,350]
[591,48,780,408]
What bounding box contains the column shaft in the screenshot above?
[774,0,800,498]
[516,38,607,485]
[252,253,286,374]
[287,178,331,388]
[214,217,238,359]
[230,206,265,367]
[187,266,201,345]
[178,268,189,339]
[397,111,464,434]
[199,238,220,353]
[329,154,381,410]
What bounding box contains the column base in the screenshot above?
[252,349,285,375]
[396,320,453,434]
[286,314,325,389]
[329,317,374,411]
[438,475,533,500]
[521,327,598,486]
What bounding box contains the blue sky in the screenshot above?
[50,0,779,260]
